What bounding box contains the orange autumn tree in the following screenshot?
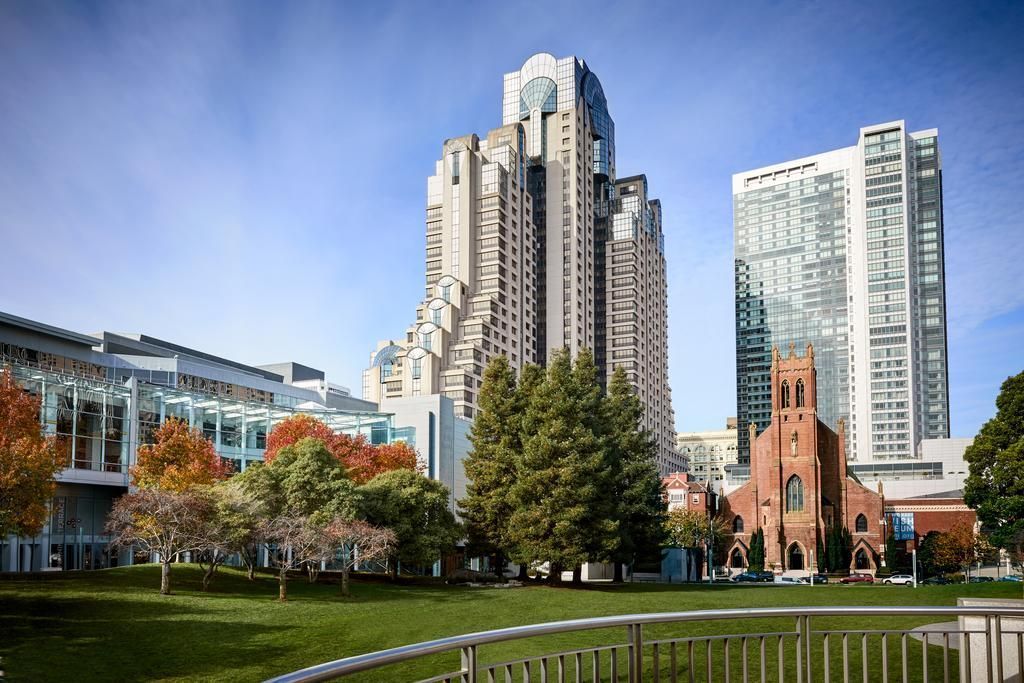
[133,418,230,492]
[0,368,65,539]
[347,441,418,485]
[264,414,355,464]
[264,414,418,484]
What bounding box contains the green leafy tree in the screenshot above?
[509,348,617,584]
[236,437,356,523]
[207,480,264,581]
[964,371,1024,554]
[918,531,950,576]
[460,356,520,575]
[747,528,765,572]
[359,468,461,577]
[665,508,727,548]
[603,367,667,582]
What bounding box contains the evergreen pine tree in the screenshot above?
[510,362,544,580]
[459,356,520,575]
[748,528,765,572]
[509,348,615,585]
[570,349,620,583]
[603,367,667,582]
[816,528,826,571]
[840,526,853,570]
[826,525,840,572]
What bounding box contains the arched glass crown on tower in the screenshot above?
[502,52,615,177]
[519,77,557,117]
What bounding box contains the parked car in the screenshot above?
[776,575,807,585]
[921,576,951,585]
[810,573,829,584]
[840,573,874,584]
[883,574,914,585]
[968,576,994,583]
[732,571,775,583]
[998,575,1022,582]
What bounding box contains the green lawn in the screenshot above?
[0,565,1020,682]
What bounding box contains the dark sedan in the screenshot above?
[732,571,775,583]
[921,576,950,585]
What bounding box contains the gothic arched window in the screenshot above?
[781,380,791,408]
[796,379,805,408]
[786,475,804,513]
[855,513,868,533]
[733,516,744,533]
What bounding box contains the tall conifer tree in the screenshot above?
[460,356,520,574]
[603,367,667,582]
[509,348,615,584]
[569,349,619,583]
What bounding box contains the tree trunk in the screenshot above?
[495,552,506,579]
[613,561,624,583]
[202,564,215,591]
[390,560,398,581]
[517,563,528,581]
[247,562,256,581]
[340,567,350,597]
[548,563,561,586]
[572,565,582,585]
[160,560,172,595]
[278,568,288,601]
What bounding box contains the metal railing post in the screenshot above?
[994,616,1003,683]
[796,618,803,683]
[461,645,477,683]
[627,623,643,683]
[983,616,992,683]
[805,616,813,683]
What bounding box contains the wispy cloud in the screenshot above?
[0,0,1021,435]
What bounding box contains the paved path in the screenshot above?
[909,622,960,650]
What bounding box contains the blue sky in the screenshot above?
[1,1,1022,437]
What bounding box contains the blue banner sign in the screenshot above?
[891,512,916,541]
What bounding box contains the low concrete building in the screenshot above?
[849,437,973,499]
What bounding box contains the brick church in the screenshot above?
[720,343,884,574]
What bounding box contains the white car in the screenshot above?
[884,574,914,585]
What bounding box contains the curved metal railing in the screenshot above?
[267,605,1024,683]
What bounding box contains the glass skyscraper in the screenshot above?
[733,121,949,464]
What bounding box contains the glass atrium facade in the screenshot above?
[1,359,394,572]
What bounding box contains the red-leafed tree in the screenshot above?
[346,441,418,485]
[132,418,229,492]
[0,368,65,539]
[264,415,418,483]
[264,414,344,463]
[326,518,396,596]
[106,488,213,594]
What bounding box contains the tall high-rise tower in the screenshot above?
[366,53,683,474]
[733,121,950,465]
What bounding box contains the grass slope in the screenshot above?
[0,565,1019,681]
